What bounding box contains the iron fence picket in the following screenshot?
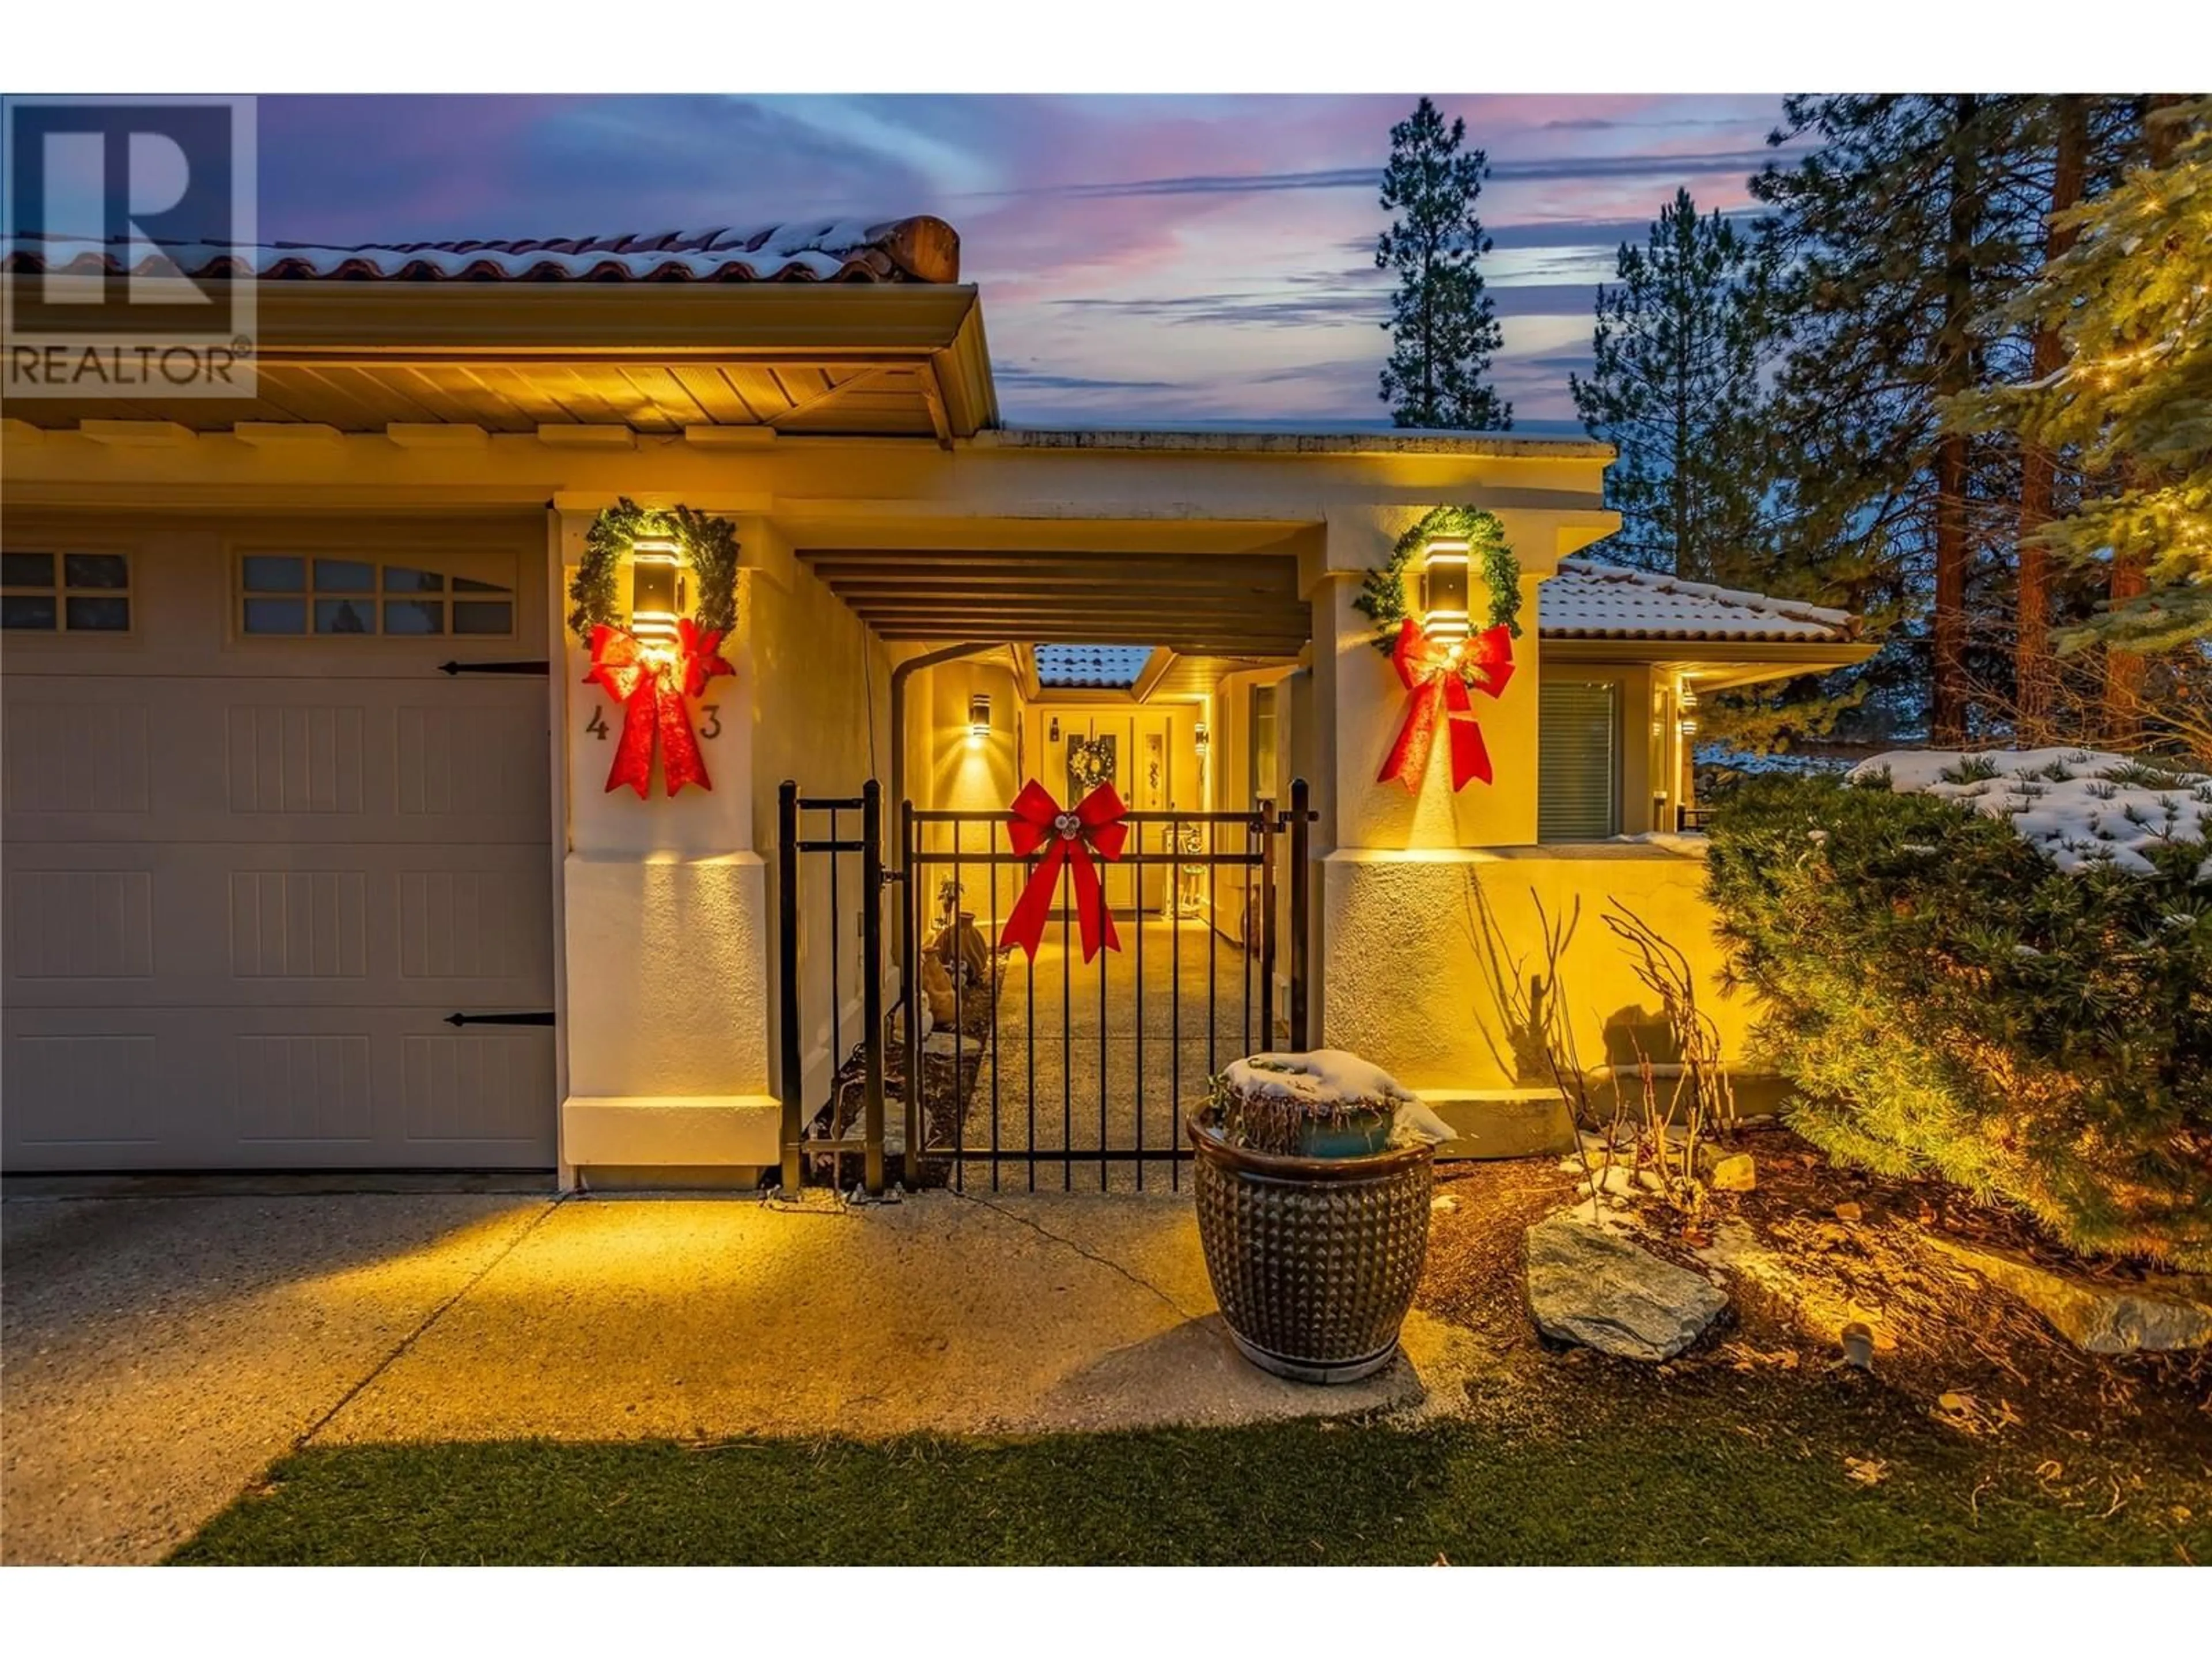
[781,787,1314,1194]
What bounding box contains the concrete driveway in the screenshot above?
[2,1179,1481,1565]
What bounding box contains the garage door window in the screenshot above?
[238,554,515,638]
[2,550,132,632]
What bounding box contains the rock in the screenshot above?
[1599,1165,1638,1197]
[922,1029,982,1059]
[1834,1202,1864,1223]
[1637,1169,1666,1194]
[1431,1194,1459,1214]
[1524,1214,1730,1361]
[1839,1321,1875,1370]
[1695,1145,1756,1191]
[1922,1236,2212,1354]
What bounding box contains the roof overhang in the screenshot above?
[2,281,998,441]
[1543,637,1879,690]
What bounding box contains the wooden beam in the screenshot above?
[79,419,195,447]
[803,550,1295,577]
[820,572,1297,597]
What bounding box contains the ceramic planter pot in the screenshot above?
[1188,1118,1434,1384]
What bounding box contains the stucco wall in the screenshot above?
[907,656,1025,920]
[1321,842,1750,1094]
[745,524,896,1119]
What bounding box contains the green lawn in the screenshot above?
[174,1391,2207,1566]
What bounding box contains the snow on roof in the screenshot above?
[0,217,960,284]
[1035,645,1153,688]
[1849,748,2212,880]
[1542,556,1858,643]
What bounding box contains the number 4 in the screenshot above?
[585,706,608,740]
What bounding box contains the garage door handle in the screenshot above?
[444,1010,556,1027]
[438,660,550,676]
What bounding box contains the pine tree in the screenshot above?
[1569,188,1771,581]
[2012,95,2090,745]
[1964,100,2212,694]
[1752,95,2048,744]
[1376,98,1509,430]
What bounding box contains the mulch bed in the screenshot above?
[1416,1122,2211,1502]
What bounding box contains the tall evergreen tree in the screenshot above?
[1752,95,2048,743]
[1960,98,2212,755]
[2011,95,2090,744]
[1376,98,1509,430]
[1569,188,1771,582]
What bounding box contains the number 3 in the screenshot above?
[698,703,721,740]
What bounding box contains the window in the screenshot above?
[237,552,514,638]
[1,551,132,632]
[1539,680,1620,841]
[1249,683,1279,804]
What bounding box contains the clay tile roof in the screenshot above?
[1541,556,1859,643]
[1,215,960,285]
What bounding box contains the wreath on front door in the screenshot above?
[569,499,741,798]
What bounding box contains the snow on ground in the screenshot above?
[1847,748,2212,880]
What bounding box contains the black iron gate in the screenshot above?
[777,778,1312,1195]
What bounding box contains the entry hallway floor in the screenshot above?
[1,1181,1483,1565]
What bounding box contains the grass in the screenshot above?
[173,1386,2208,1566]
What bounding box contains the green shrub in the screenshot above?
[1705,772,2212,1269]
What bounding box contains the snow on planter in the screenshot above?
[1220,1050,1457,1147]
[1847,748,2212,880]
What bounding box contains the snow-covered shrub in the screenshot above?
[1706,763,2212,1270]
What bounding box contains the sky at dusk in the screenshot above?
[257,93,1803,430]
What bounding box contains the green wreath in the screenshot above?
[566,498,740,643]
[1351,505,1521,657]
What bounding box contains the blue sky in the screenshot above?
[256,93,1797,427]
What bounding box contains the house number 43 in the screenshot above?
[585,703,720,739]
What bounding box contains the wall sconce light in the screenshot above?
[1676,680,1699,737]
[1677,715,1701,737]
[1048,715,1061,743]
[968,691,993,742]
[628,533,684,651]
[1194,721,1211,757]
[1419,535,1472,643]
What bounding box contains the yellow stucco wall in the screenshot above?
[1321,842,1749,1093]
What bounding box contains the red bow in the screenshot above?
[584,618,734,797]
[1001,780,1128,963]
[1378,616,1515,793]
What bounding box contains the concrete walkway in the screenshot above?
[938,916,1272,1190]
[1,1180,1482,1565]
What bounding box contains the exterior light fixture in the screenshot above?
[628,533,684,652]
[1418,535,1472,643]
[1676,680,1699,737]
[1048,715,1061,743]
[1194,721,1211,757]
[968,691,993,741]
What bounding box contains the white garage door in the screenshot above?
[2,516,558,1171]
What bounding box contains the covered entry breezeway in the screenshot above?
[777,529,1318,1195]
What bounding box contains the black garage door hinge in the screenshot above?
[438,659,550,676]
[445,1010,556,1027]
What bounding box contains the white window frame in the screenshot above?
[230,547,519,642]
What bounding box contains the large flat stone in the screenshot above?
[1524,1213,1728,1361]
[1923,1234,2212,1354]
